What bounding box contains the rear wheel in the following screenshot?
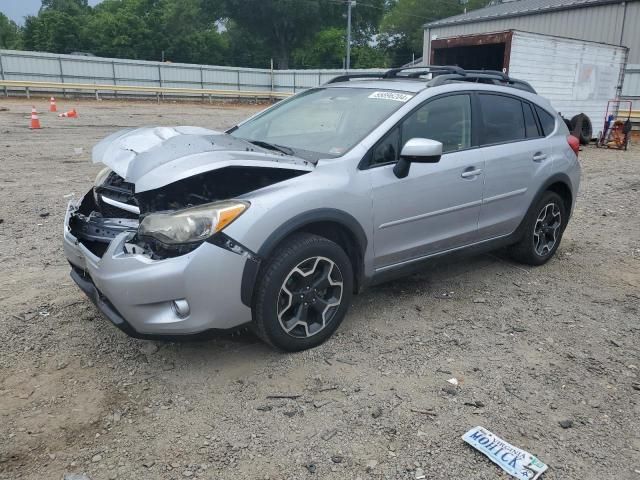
[509,191,567,266]
[253,233,353,351]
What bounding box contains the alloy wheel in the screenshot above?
[533,202,562,256]
[277,256,344,338]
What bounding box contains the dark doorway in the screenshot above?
[433,43,506,71]
[430,31,513,72]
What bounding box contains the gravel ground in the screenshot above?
[0,98,639,480]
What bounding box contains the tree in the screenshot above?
[0,13,22,49]
[23,10,87,53]
[157,0,228,64]
[293,28,345,69]
[293,26,389,69]
[224,21,272,68]
[40,0,91,14]
[351,44,388,68]
[224,0,343,69]
[381,0,486,58]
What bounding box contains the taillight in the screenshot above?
[567,135,580,156]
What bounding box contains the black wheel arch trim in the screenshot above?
[512,172,574,241]
[240,208,368,307]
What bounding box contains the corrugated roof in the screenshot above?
[426,0,629,28]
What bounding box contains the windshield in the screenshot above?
[230,87,413,160]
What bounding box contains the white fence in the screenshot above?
[0,49,384,97]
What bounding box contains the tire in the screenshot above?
[253,233,353,352]
[509,191,567,266]
[570,113,592,145]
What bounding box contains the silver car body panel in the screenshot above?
[64,201,252,333]
[66,80,581,335]
[92,126,313,192]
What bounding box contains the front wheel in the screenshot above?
[253,233,353,351]
[509,191,567,266]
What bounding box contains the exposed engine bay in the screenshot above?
[69,165,308,259]
[67,126,314,260]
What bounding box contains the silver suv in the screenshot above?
[64,66,581,351]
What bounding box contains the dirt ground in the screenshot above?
[0,97,638,480]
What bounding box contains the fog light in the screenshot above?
[172,299,190,318]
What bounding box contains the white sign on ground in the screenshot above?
[462,426,548,480]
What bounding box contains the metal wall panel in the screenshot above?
[0,50,386,97]
[621,2,640,64]
[424,3,638,61]
[509,31,627,123]
[622,64,640,97]
[63,58,113,81]
[424,2,639,96]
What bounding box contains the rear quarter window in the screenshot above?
[535,105,556,136]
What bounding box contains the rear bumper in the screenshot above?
[64,201,253,336]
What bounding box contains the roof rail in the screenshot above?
[465,69,509,80]
[327,65,536,94]
[327,65,464,84]
[327,73,387,84]
[427,72,536,93]
[383,65,465,78]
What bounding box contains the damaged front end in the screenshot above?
[64,126,314,336]
[67,126,313,261]
[68,164,308,261]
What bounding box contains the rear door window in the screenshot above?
[535,105,556,136]
[479,94,526,145]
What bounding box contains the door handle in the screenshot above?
[461,168,482,179]
[533,152,548,162]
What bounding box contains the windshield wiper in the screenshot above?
[248,140,294,156]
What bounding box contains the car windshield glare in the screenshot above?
[230,87,413,159]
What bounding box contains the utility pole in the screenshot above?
[346,1,355,70]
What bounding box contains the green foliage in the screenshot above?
[224,21,272,68]
[23,10,86,53]
[0,13,22,49]
[293,27,388,69]
[11,0,487,69]
[293,28,345,69]
[351,44,389,69]
[224,0,344,69]
[40,0,90,14]
[84,0,157,59]
[382,0,487,56]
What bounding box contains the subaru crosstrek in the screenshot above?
[63,66,581,351]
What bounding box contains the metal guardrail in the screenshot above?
[0,80,292,101]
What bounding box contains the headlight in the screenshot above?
[138,200,249,245]
[94,167,112,187]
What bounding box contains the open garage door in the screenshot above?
[431,31,513,72]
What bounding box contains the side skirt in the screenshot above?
[367,231,520,287]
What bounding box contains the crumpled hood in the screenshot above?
[92,126,313,193]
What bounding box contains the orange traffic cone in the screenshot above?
[30,107,41,130]
[49,97,57,112]
[58,108,78,118]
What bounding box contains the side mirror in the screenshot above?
[393,138,443,178]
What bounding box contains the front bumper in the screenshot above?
[64,202,253,336]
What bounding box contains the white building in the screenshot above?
[423,0,640,98]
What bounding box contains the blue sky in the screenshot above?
[1,0,103,25]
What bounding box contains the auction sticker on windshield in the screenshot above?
[462,426,548,480]
[368,91,413,102]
